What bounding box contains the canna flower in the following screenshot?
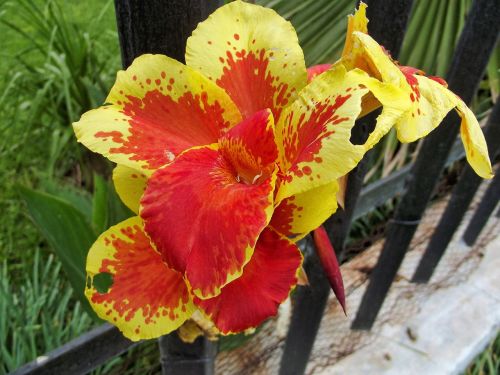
[336,3,492,178]
[72,1,489,342]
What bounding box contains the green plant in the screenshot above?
[0,0,119,269]
[0,250,95,374]
[465,332,500,375]
[0,0,119,175]
[20,176,132,314]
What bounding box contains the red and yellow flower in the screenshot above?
[329,3,491,178]
[73,1,491,341]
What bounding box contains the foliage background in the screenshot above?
[0,0,497,374]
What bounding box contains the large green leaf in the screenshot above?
[19,186,99,320]
[39,176,93,221]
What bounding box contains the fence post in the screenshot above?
[114,0,222,68]
[462,172,500,246]
[412,100,500,283]
[278,2,414,374]
[158,334,217,375]
[113,1,222,374]
[352,0,500,330]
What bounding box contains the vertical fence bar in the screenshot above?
[114,0,222,68]
[158,335,217,375]
[113,1,222,374]
[462,172,500,246]
[412,100,500,283]
[352,0,500,330]
[278,2,413,374]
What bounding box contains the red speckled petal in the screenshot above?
[73,54,241,172]
[85,217,194,341]
[194,228,302,334]
[186,1,307,120]
[275,65,366,202]
[219,109,278,184]
[307,64,332,82]
[140,146,276,299]
[313,226,346,314]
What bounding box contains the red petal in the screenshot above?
[112,90,232,169]
[140,146,275,299]
[194,228,302,334]
[219,109,278,184]
[313,226,346,314]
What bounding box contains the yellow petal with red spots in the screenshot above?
[275,64,406,202]
[347,31,455,142]
[270,181,339,241]
[185,1,307,120]
[394,72,456,142]
[73,54,241,172]
[193,228,302,334]
[85,217,194,341]
[112,165,148,214]
[455,101,492,179]
[394,71,491,178]
[140,144,277,300]
[308,61,409,149]
[345,33,492,178]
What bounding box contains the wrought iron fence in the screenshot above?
[10,0,500,374]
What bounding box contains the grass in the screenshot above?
[0,0,120,268]
[0,250,95,374]
[466,333,500,375]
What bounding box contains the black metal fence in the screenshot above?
[10,0,500,374]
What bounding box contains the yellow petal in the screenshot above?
[112,165,148,214]
[342,2,370,71]
[394,74,456,142]
[271,181,339,241]
[185,1,307,120]
[349,31,407,86]
[337,175,348,209]
[351,69,410,149]
[456,101,493,179]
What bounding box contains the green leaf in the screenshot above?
[39,177,93,221]
[19,186,99,320]
[92,173,108,234]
